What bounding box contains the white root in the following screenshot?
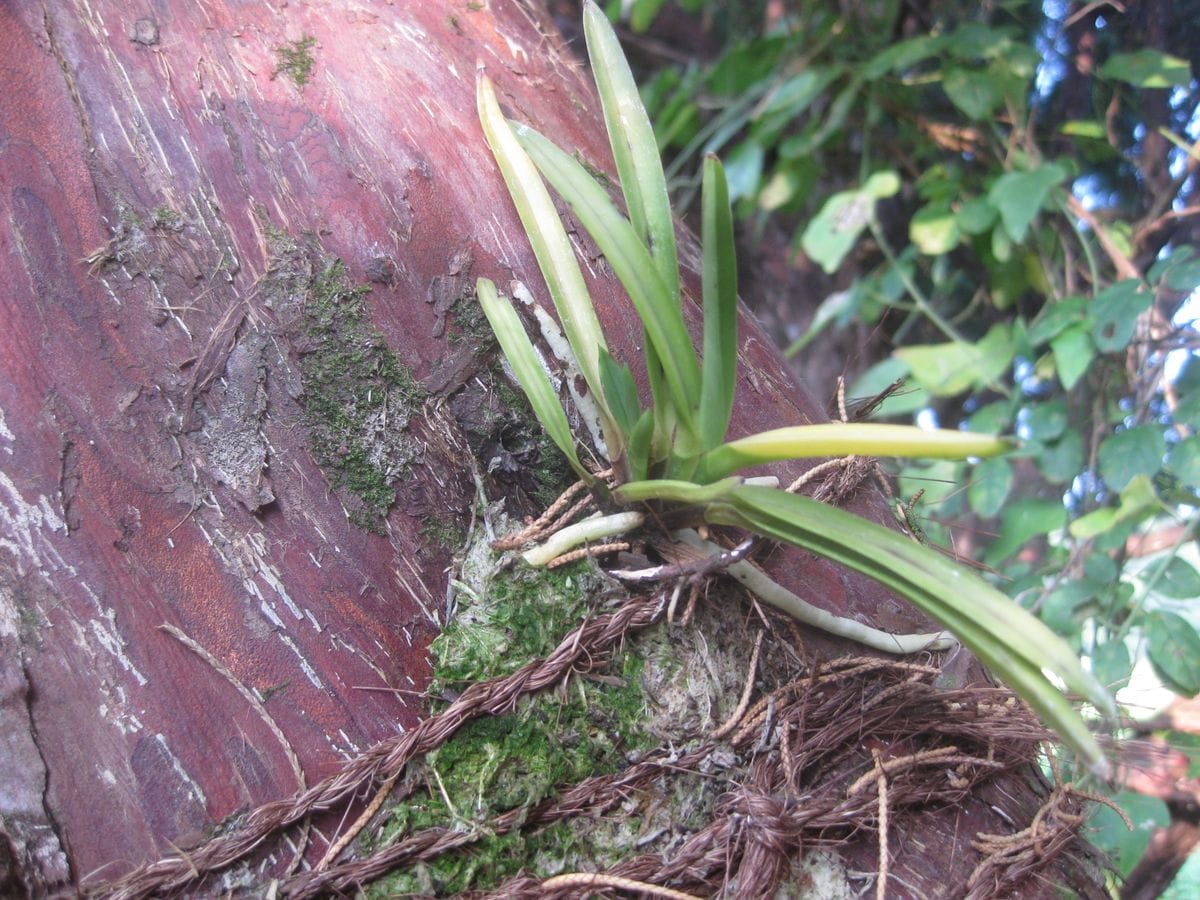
[674,530,956,655]
[521,511,644,567]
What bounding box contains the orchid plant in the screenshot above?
[473,0,1113,777]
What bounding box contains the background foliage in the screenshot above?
[594,0,1200,890]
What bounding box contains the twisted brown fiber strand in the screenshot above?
[284,744,716,898]
[483,670,1060,900]
[91,590,668,900]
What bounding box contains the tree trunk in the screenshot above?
[0,1,1103,895]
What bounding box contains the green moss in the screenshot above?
[151,205,183,232]
[298,260,424,532]
[273,35,317,87]
[366,552,656,896]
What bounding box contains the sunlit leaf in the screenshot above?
[988,163,1067,243]
[514,123,702,437]
[910,203,960,255]
[700,423,1010,481]
[897,323,1014,396]
[584,0,679,300]
[476,73,616,444]
[1099,49,1192,88]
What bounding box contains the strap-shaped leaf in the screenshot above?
[476,73,619,454]
[598,347,642,436]
[514,123,702,440]
[475,278,587,480]
[700,422,1012,482]
[715,485,1113,777]
[583,0,679,302]
[698,154,738,451]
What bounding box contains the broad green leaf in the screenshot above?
[1167,436,1200,488]
[475,278,586,479]
[1158,249,1200,293]
[1099,50,1192,88]
[707,36,787,96]
[988,163,1067,243]
[598,348,641,436]
[967,400,1015,434]
[956,197,998,235]
[1049,324,1093,390]
[584,0,680,301]
[862,171,902,198]
[1091,279,1151,352]
[514,124,702,436]
[1090,792,1169,875]
[801,189,872,273]
[715,485,1112,775]
[969,457,1013,518]
[943,67,1002,120]
[1041,582,1091,636]
[1029,296,1088,345]
[897,323,1014,396]
[1037,430,1084,484]
[628,0,668,32]
[946,23,1016,60]
[798,169,901,272]
[1098,425,1166,491]
[1025,400,1069,442]
[985,497,1066,564]
[1091,639,1132,692]
[723,140,764,201]
[1146,610,1200,695]
[700,423,1010,481]
[1060,119,1107,139]
[476,74,615,442]
[1069,474,1158,539]
[863,34,944,78]
[698,155,738,452]
[910,203,960,255]
[1154,558,1200,600]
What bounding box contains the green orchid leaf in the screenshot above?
[513,123,702,439]
[475,278,587,480]
[700,422,1012,481]
[714,485,1113,776]
[477,73,619,454]
[598,347,642,436]
[699,154,738,451]
[625,408,655,483]
[583,0,679,301]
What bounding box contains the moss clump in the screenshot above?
[151,205,183,232]
[298,261,424,531]
[366,550,654,896]
[272,35,317,87]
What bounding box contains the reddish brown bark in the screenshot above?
[0,1,1099,895]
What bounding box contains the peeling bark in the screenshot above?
[0,1,1102,894]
